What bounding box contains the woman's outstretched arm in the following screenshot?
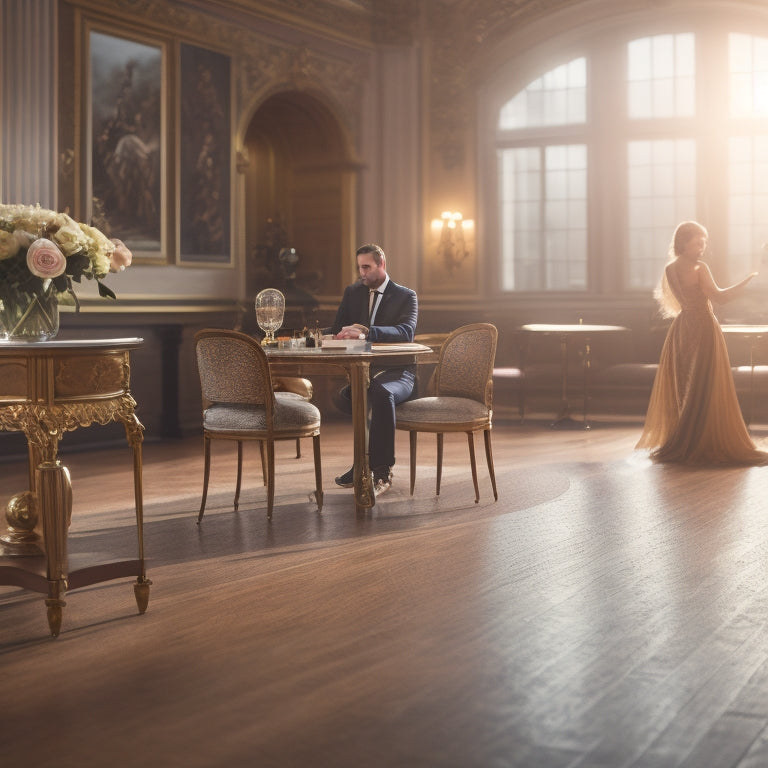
[698,262,758,304]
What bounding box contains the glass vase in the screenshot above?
[255,288,285,346]
[0,285,60,342]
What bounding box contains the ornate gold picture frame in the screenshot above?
[85,25,169,264]
[177,43,233,267]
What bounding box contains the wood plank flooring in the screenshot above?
[2,418,768,767]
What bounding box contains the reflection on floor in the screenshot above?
[2,420,768,768]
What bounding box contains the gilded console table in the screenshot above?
[0,338,150,637]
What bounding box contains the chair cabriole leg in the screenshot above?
[467,431,480,503]
[484,427,498,501]
[266,439,275,520]
[234,440,243,511]
[409,430,417,495]
[313,434,323,511]
[436,433,444,496]
[197,435,211,523]
[259,441,267,485]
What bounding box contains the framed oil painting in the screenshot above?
[177,43,232,266]
[87,27,167,263]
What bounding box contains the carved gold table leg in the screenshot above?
[37,460,72,638]
[350,361,375,512]
[123,413,152,614]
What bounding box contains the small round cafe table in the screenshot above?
[520,323,628,428]
[721,324,768,426]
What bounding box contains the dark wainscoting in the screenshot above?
[4,299,764,459]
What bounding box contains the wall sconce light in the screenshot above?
[431,211,474,273]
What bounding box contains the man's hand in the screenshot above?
[335,324,368,340]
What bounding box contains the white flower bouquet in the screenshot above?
[0,203,132,339]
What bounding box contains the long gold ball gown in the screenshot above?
[636,275,767,464]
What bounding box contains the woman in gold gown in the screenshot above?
[637,221,767,464]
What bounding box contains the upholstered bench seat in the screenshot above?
[594,363,659,391]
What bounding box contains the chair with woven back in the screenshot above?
[194,328,323,521]
[395,323,498,503]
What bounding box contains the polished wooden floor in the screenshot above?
[2,417,768,768]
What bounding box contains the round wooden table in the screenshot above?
[521,324,628,428]
[266,342,434,511]
[721,324,768,426]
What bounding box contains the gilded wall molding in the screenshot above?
[227,0,372,41]
[235,34,367,139]
[371,0,421,45]
[427,0,582,170]
[68,0,369,165]
[98,0,373,45]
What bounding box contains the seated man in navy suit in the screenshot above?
[330,243,418,494]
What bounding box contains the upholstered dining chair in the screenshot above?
[395,323,498,503]
[194,329,323,521]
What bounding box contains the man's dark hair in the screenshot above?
[356,243,386,266]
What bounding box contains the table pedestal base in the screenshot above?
[551,413,590,430]
[522,324,627,430]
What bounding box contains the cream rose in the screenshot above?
[0,230,20,260]
[26,238,67,279]
[78,223,112,277]
[13,228,36,250]
[109,238,133,272]
[51,216,87,257]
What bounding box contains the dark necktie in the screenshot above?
[368,290,381,325]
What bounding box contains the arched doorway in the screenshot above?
[243,90,357,330]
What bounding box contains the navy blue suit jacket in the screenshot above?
[330,280,418,343]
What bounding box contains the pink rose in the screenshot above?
[109,238,132,272]
[26,238,66,278]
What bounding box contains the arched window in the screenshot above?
[497,58,587,290]
[488,12,768,295]
[729,33,768,277]
[627,34,697,289]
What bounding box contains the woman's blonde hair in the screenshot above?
[654,220,708,318]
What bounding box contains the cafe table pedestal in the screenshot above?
[521,324,628,428]
[0,338,151,637]
[721,324,768,427]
